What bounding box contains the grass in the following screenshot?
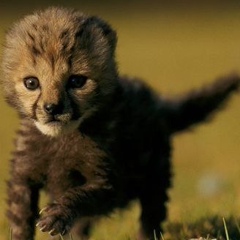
[164,216,240,240]
[223,218,230,240]
[1,2,240,240]
[8,216,240,240]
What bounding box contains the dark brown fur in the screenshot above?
[1,7,240,240]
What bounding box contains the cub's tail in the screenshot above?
[163,74,240,134]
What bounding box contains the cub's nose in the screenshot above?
[44,103,64,115]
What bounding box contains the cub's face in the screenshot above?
[2,7,118,137]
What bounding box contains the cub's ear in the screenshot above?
[76,16,117,57]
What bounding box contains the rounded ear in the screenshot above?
[76,16,117,56]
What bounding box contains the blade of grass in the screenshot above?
[234,217,240,236]
[59,234,64,240]
[69,233,74,240]
[153,230,157,240]
[9,228,12,240]
[223,217,230,240]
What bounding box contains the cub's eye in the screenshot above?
[24,77,39,90]
[68,75,87,89]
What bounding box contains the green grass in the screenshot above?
[223,218,230,240]
[1,2,240,240]
[8,216,240,239]
[164,216,240,240]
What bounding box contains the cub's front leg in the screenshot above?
[7,174,40,240]
[6,124,44,240]
[37,181,115,236]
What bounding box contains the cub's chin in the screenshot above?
[34,120,81,137]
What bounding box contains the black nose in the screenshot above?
[44,103,63,115]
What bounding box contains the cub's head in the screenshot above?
[1,7,118,137]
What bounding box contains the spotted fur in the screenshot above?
[1,6,240,240]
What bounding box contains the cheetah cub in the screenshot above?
[1,6,240,240]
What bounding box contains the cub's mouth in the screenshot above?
[51,113,72,123]
[33,110,81,137]
[34,117,81,137]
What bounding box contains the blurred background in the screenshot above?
[0,1,240,239]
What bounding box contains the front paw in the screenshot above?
[36,202,73,236]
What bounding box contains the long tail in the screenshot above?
[163,74,240,134]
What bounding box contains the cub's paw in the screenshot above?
[36,202,74,236]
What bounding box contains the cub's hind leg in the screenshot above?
[138,160,172,240]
